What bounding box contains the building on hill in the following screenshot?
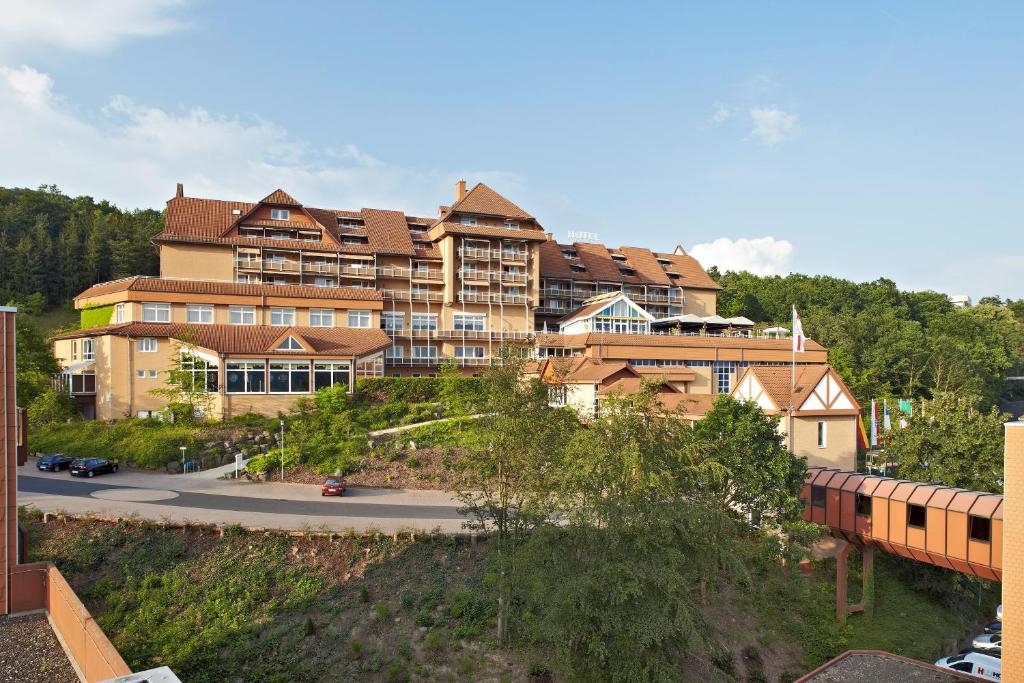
[57,180,846,455]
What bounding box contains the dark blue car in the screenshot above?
[37,454,73,472]
[69,458,118,477]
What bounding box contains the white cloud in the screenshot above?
[748,107,798,146]
[689,237,794,276]
[0,0,187,54]
[709,102,732,126]
[0,65,522,212]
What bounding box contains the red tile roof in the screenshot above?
[445,182,534,220]
[535,332,825,352]
[429,222,548,242]
[260,189,302,206]
[360,209,416,256]
[652,250,721,290]
[737,365,859,412]
[75,276,382,303]
[55,322,391,357]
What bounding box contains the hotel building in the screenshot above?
[55,181,857,467]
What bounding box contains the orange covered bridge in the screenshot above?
[801,467,1003,581]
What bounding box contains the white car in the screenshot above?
[972,633,1001,654]
[996,603,1002,621]
[935,652,1001,681]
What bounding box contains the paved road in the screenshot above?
[17,465,469,533]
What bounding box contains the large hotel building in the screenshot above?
[55,181,859,468]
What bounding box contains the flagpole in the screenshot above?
[789,305,796,453]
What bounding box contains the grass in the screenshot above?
[29,419,204,468]
[20,512,995,682]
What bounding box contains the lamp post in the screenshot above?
[179,445,186,474]
[279,417,285,482]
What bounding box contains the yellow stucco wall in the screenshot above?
[789,415,857,470]
[159,243,235,281]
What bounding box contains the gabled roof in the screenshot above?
[428,222,548,242]
[55,323,391,358]
[260,189,302,206]
[559,292,655,327]
[733,365,860,415]
[446,182,533,220]
[597,376,682,396]
[74,276,382,304]
[360,208,415,256]
[538,357,635,384]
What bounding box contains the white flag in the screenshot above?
[792,306,805,353]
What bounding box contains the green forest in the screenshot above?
[2,184,1023,414]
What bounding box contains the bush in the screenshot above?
[30,418,203,468]
[28,389,77,426]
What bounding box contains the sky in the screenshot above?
[1,1,1022,300]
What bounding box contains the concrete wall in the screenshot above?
[790,415,857,470]
[11,562,132,682]
[1003,421,1023,682]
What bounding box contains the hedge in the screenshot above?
[30,419,203,469]
[355,376,483,405]
[80,304,114,329]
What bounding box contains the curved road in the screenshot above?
[17,466,468,533]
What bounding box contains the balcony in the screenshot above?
[339,264,376,278]
[375,266,443,281]
[262,259,301,272]
[458,247,529,262]
[385,355,493,367]
[235,258,261,270]
[302,262,339,275]
[390,329,534,341]
[380,288,445,302]
[458,292,527,305]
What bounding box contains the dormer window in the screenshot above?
[276,336,304,351]
[611,254,627,262]
[343,235,368,245]
[270,209,291,221]
[657,258,672,266]
[338,218,364,229]
[666,271,681,279]
[460,216,478,227]
[570,264,586,273]
[506,221,520,230]
[561,249,577,260]
[619,267,636,276]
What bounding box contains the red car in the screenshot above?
[321,478,346,496]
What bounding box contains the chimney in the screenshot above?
[455,179,467,202]
[175,182,184,198]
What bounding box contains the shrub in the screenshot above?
[30,418,203,469]
[373,602,390,620]
[28,389,77,426]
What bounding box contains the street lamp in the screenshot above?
[179,445,186,474]
[279,417,285,482]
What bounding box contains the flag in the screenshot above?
[898,398,912,428]
[883,399,892,431]
[872,401,880,448]
[857,414,870,450]
[792,306,805,353]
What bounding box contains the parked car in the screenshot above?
[69,458,118,478]
[959,646,1000,659]
[37,454,73,472]
[321,478,346,497]
[996,603,1002,621]
[934,651,1001,681]
[984,621,1002,635]
[972,634,1002,654]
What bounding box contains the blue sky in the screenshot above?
[1,1,1022,299]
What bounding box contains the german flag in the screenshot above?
[856,413,870,450]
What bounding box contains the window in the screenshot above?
[71,340,77,361]
[811,485,826,508]
[136,370,146,378]
[148,369,157,378]
[347,310,371,328]
[713,361,735,394]
[548,385,567,406]
[455,346,485,359]
[270,208,290,220]
[114,303,125,323]
[314,361,350,391]
[969,515,992,543]
[236,274,259,284]
[817,421,827,448]
[276,336,304,351]
[381,312,404,332]
[460,215,477,226]
[270,307,295,326]
[142,302,170,323]
[186,304,214,324]
[313,277,335,288]
[907,504,927,528]
[230,305,256,325]
[69,373,96,394]
[385,346,404,359]
[137,337,157,353]
[411,313,437,332]
[412,346,437,360]
[269,361,310,393]
[506,221,519,230]
[453,314,485,332]
[226,360,265,393]
[856,493,872,516]
[179,354,218,393]
[82,339,94,361]
[309,308,334,327]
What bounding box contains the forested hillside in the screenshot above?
[710,267,1024,407]
[0,185,162,307]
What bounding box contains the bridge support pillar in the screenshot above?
[835,540,851,625]
[861,545,875,619]
[835,541,874,624]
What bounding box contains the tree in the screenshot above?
[456,346,579,643]
[886,392,1006,493]
[149,338,216,422]
[691,395,806,525]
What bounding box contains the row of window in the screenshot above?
[380,312,485,332]
[808,486,993,542]
[135,303,371,328]
[382,345,486,360]
[184,359,353,394]
[69,339,95,362]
